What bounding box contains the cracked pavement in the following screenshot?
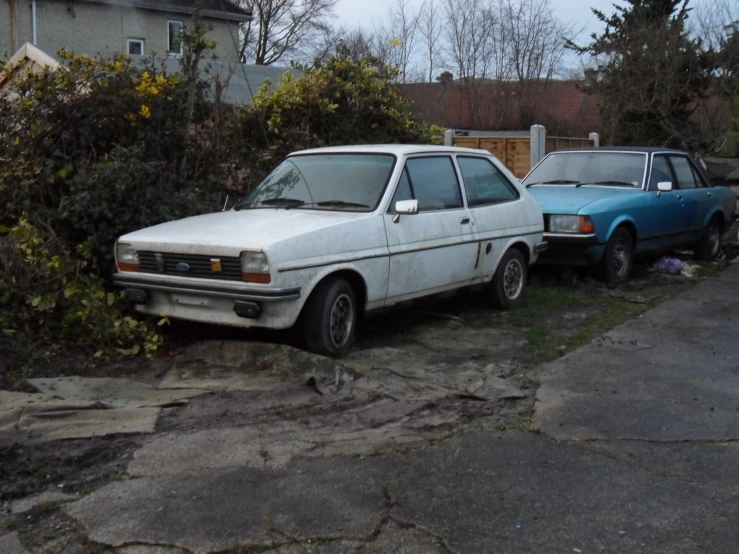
[2,265,739,553]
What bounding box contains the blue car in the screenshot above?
[522,147,737,284]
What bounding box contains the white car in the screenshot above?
[114,145,546,355]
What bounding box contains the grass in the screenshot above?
[505,283,672,365]
[694,266,722,279]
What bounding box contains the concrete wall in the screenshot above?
[1,1,241,62]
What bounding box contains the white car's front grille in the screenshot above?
[138,252,242,281]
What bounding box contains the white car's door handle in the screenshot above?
[460,217,470,224]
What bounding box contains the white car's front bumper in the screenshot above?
[112,272,303,329]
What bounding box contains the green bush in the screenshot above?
[59,147,224,270]
[0,216,163,355]
[246,54,442,172]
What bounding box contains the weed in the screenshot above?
[258,448,272,462]
[694,266,721,278]
[493,421,511,431]
[35,467,56,479]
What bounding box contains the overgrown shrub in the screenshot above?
[59,147,223,270]
[247,55,442,172]
[0,217,163,355]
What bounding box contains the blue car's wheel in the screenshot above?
[598,228,633,285]
[695,216,721,261]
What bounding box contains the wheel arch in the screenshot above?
[607,217,638,246]
[302,267,369,318]
[508,241,531,265]
[704,209,725,232]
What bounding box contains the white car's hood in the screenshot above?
[119,209,373,253]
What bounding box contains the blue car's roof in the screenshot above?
[551,146,688,155]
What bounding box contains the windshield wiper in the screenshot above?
[526,179,581,188]
[315,200,371,208]
[587,180,638,187]
[234,197,306,210]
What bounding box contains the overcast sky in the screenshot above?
[332,0,619,40]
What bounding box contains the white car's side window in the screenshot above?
[457,156,520,207]
[392,156,463,212]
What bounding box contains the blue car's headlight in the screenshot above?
[549,215,595,234]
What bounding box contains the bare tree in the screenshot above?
[499,0,578,124]
[692,0,739,152]
[387,0,422,82]
[240,0,338,65]
[419,0,445,82]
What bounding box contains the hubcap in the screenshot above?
[329,293,354,349]
[708,223,720,256]
[503,259,524,299]
[612,237,631,278]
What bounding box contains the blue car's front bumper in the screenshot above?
[536,233,606,266]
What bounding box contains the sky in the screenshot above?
[332,0,618,40]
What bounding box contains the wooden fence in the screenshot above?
[451,136,532,178]
[450,127,598,178]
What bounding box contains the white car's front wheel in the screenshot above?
[490,248,528,309]
[303,277,357,356]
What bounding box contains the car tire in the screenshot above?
[303,277,357,357]
[490,248,527,309]
[598,227,634,285]
[695,216,722,261]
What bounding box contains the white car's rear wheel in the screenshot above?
[490,248,527,309]
[303,277,356,356]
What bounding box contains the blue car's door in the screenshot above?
[670,156,715,241]
[667,155,705,243]
[642,154,689,251]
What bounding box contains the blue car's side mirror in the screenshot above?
[657,181,673,192]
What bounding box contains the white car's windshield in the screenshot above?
[235,153,396,212]
[523,152,648,188]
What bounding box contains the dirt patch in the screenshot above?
[0,436,140,502]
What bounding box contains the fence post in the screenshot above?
[530,124,546,168]
[589,132,600,147]
[444,129,454,146]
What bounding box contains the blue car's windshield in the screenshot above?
[523,152,648,188]
[234,153,396,212]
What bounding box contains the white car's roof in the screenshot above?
[290,144,493,157]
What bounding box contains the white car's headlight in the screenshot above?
[116,243,139,271]
[240,251,271,284]
[549,215,595,234]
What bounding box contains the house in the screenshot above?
[1,0,252,63]
[0,41,302,105]
[397,80,601,138]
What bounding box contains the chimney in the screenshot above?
[10,0,19,52]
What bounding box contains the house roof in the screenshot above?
[0,43,61,95]
[397,80,601,136]
[77,0,252,22]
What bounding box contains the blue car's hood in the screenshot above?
[528,185,639,215]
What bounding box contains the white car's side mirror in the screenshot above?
[393,200,419,223]
[395,199,419,214]
[657,181,673,192]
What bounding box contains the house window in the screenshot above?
[127,39,144,56]
[168,21,183,55]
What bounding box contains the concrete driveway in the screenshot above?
[1,266,737,553]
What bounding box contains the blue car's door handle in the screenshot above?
[707,192,712,197]
[677,194,683,199]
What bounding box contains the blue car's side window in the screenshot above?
[669,157,698,190]
[648,156,673,191]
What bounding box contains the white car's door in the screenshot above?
[455,155,531,283]
[383,155,478,303]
